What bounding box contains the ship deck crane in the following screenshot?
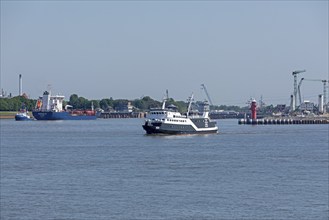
[201,84,213,106]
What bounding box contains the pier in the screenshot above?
[238,98,329,125]
[99,112,145,119]
[238,117,329,125]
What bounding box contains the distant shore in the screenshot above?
[0,111,34,119]
[0,111,16,119]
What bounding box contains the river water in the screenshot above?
[1,119,328,219]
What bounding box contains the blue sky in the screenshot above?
[1,1,328,106]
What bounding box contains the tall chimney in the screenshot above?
[318,94,324,114]
[290,94,295,112]
[19,74,22,96]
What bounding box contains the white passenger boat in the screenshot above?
[142,94,218,135]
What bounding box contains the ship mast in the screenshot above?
[161,98,167,110]
[186,93,194,116]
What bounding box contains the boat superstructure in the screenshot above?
[142,94,218,134]
[32,90,97,120]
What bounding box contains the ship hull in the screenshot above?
[15,113,31,121]
[32,111,96,120]
[142,121,218,135]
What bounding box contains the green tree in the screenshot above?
[78,97,88,109]
[100,98,113,110]
[69,94,79,108]
[90,100,100,109]
[141,96,161,109]
[112,99,128,110]
[0,96,36,111]
[0,98,9,111]
[132,99,145,110]
[68,94,95,110]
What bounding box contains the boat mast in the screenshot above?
[186,93,194,116]
[162,98,167,110]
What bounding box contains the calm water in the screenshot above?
[1,119,328,220]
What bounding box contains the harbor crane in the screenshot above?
[298,78,328,107]
[201,84,213,106]
[292,70,306,110]
[297,78,304,106]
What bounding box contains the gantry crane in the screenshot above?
[201,84,213,106]
[292,70,306,110]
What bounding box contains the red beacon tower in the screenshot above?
[250,99,257,120]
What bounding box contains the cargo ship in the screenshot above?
[32,91,97,120]
[142,94,218,135]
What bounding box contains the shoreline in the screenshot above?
[0,112,16,119]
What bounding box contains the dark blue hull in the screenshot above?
[32,111,96,120]
[15,114,32,121]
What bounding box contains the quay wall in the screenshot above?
[239,117,329,125]
[99,112,145,119]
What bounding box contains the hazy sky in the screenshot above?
[1,1,328,106]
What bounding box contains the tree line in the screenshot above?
[0,96,36,111]
[0,94,189,112]
[1,94,258,113]
[68,94,166,112]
